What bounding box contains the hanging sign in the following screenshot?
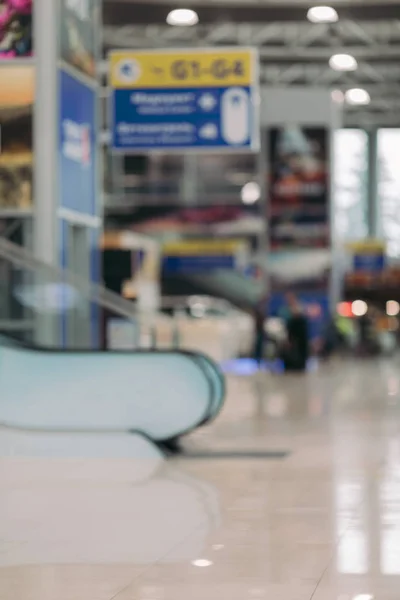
[109,47,259,152]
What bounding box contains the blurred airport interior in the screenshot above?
[2,1,400,600]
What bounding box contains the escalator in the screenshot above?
[0,237,225,450]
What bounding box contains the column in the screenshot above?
[32,0,59,346]
[367,128,378,238]
[262,87,343,338]
[33,0,102,347]
[34,0,59,266]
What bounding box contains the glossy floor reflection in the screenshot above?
[2,356,400,599]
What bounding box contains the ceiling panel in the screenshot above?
[103,2,400,25]
[102,1,400,126]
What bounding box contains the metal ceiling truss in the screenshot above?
[102,19,400,126]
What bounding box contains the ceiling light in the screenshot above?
[345,88,371,106]
[191,559,213,567]
[166,8,199,26]
[307,6,339,23]
[241,182,261,205]
[329,53,358,71]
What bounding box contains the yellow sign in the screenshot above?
[346,239,386,254]
[163,239,245,256]
[109,48,256,89]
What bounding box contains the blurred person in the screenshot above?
[252,289,269,368]
[357,305,379,356]
[253,306,265,368]
[319,312,346,358]
[280,293,309,372]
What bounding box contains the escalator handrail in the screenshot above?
[0,237,226,429]
[0,334,222,440]
[191,354,226,425]
[0,237,166,325]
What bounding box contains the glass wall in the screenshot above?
[333,128,368,242]
[377,129,400,259]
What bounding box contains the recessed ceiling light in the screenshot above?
[329,53,358,71]
[307,6,339,23]
[345,88,371,106]
[166,8,199,26]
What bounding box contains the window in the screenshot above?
[333,129,368,242]
[377,129,400,258]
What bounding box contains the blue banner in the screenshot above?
[112,86,255,150]
[163,254,236,274]
[59,68,96,216]
[353,253,385,272]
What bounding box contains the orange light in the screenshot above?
[337,302,352,318]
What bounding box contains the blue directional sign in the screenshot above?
[109,48,259,152]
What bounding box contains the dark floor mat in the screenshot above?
[178,449,290,460]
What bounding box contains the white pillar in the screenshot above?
[33,0,60,345]
[33,0,60,265]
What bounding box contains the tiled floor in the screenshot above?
[1,356,400,599]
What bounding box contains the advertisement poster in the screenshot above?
[60,0,98,79]
[0,0,33,59]
[0,64,34,210]
[59,67,96,216]
[109,48,259,151]
[267,127,331,337]
[58,59,99,347]
[269,126,329,250]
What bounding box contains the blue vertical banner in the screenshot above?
[58,0,101,347]
[59,68,97,216]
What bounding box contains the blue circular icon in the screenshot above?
[116,59,141,84]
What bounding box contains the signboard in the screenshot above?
[163,254,236,274]
[162,239,245,274]
[348,240,386,273]
[269,126,329,250]
[353,254,385,272]
[109,48,259,152]
[59,68,96,216]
